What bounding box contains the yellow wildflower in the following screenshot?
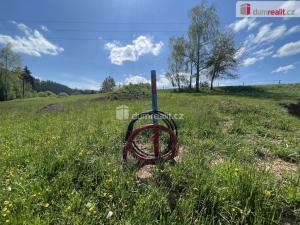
[79,149,85,156]
[5,219,9,223]
[43,203,50,208]
[89,207,96,214]
[264,190,272,198]
[2,207,8,212]
[4,201,10,206]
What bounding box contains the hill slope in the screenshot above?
[0,84,299,224]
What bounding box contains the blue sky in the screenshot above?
[0,0,299,90]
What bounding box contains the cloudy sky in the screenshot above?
[0,0,299,90]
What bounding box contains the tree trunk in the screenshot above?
[4,55,8,101]
[210,71,216,90]
[4,73,7,101]
[22,79,25,98]
[195,38,200,92]
[195,53,200,92]
[189,62,192,88]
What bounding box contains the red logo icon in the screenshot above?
[241,3,251,15]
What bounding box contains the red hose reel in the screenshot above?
[123,71,179,163]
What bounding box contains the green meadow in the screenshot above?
[1,84,299,224]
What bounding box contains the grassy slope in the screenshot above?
[0,84,299,224]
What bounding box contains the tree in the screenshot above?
[0,44,21,100]
[166,37,188,91]
[101,76,116,92]
[185,40,195,88]
[20,66,34,98]
[188,1,219,91]
[206,33,238,90]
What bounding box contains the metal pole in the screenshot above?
[151,70,158,124]
[151,70,159,158]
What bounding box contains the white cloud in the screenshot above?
[271,64,295,73]
[243,23,300,51]
[241,57,258,67]
[123,74,171,89]
[252,23,286,44]
[40,25,49,32]
[253,46,274,58]
[229,18,258,32]
[0,22,63,56]
[241,46,273,67]
[125,75,150,84]
[273,40,300,58]
[239,23,300,66]
[286,25,300,35]
[234,46,246,59]
[105,35,163,65]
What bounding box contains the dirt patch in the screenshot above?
[136,164,156,180]
[39,103,64,112]
[222,116,234,133]
[211,154,225,165]
[282,103,300,118]
[135,146,187,180]
[174,146,188,163]
[96,92,150,101]
[256,157,298,180]
[219,100,241,109]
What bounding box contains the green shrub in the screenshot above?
[38,91,56,97]
[58,92,69,97]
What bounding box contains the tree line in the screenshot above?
[166,1,239,91]
[0,44,95,101]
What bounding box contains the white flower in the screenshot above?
[106,211,113,219]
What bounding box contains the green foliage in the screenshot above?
[38,91,56,97]
[0,84,299,224]
[117,83,151,95]
[58,92,69,97]
[34,80,74,95]
[206,33,238,90]
[0,68,23,100]
[101,76,116,92]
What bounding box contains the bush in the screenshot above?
[58,92,69,97]
[38,91,56,97]
[118,83,151,95]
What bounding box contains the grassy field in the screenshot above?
[0,84,299,224]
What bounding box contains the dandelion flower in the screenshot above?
[106,210,113,219]
[2,207,8,212]
[264,190,272,198]
[89,207,96,214]
[43,203,50,208]
[3,201,9,206]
